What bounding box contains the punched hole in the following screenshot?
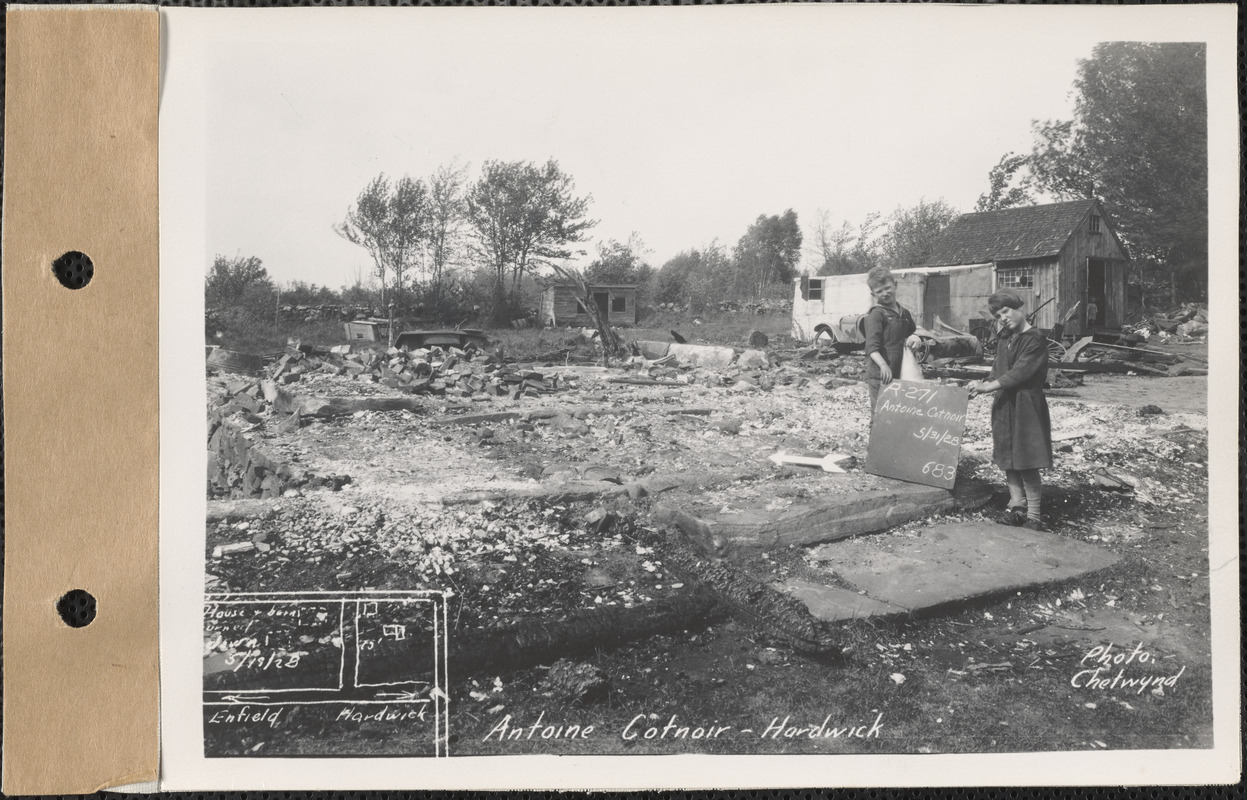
[52,251,94,289]
[57,589,97,628]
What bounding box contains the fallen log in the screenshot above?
[607,376,685,387]
[449,589,724,676]
[295,396,429,417]
[206,498,280,523]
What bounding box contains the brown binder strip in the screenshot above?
[2,6,160,794]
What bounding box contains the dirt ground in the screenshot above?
[204,333,1214,757]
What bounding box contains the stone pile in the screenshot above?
[207,409,352,499]
[265,344,566,399]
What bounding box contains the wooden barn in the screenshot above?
[539,283,638,328]
[920,199,1130,336]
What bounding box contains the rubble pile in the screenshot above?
[1131,303,1208,342]
[207,392,350,499]
[263,343,568,399]
[627,341,867,391]
[1063,337,1207,378]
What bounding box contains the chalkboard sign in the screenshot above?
[866,380,969,489]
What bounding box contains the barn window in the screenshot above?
[997,265,1034,290]
[1089,215,1102,233]
[611,296,626,312]
[807,278,824,300]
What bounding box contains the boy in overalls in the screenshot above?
[862,266,920,416]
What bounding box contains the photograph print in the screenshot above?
[164,3,1237,785]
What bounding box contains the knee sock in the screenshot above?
[1005,470,1026,509]
[1021,469,1043,520]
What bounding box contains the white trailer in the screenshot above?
[791,263,996,344]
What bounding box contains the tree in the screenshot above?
[732,210,803,298]
[425,161,470,312]
[810,209,882,276]
[207,254,272,309]
[653,242,732,313]
[280,280,338,307]
[466,159,596,324]
[975,152,1035,212]
[1026,42,1207,302]
[878,198,959,270]
[585,234,653,284]
[335,174,432,310]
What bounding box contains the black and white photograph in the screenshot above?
[160,4,1239,789]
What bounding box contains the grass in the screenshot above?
[211,318,348,353]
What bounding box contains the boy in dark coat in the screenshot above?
[968,289,1053,530]
[862,266,920,416]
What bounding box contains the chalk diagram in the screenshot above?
[203,590,450,756]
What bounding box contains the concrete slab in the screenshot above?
[657,478,992,557]
[776,578,907,622]
[812,520,1120,613]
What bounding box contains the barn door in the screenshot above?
[924,274,951,330]
[594,292,610,318]
[1087,258,1107,328]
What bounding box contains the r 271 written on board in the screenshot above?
[865,381,969,489]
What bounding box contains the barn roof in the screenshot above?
[922,199,1098,266]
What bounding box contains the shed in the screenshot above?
[920,199,1129,335]
[539,283,638,328]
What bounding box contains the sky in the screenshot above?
[198,5,1197,290]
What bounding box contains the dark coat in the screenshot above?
[862,303,916,380]
[989,327,1052,470]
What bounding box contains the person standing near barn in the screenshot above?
[862,266,921,416]
[968,289,1054,531]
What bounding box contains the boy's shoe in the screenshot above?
[1021,518,1047,532]
[998,506,1027,526]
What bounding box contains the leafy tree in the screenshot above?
[732,210,803,298]
[975,152,1035,212]
[653,242,732,313]
[878,198,959,270]
[466,159,596,324]
[1027,42,1207,302]
[207,254,272,309]
[280,280,338,307]
[426,161,470,312]
[654,250,698,307]
[335,174,432,310]
[811,209,882,276]
[585,234,652,285]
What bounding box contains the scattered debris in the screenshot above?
[539,660,611,704]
